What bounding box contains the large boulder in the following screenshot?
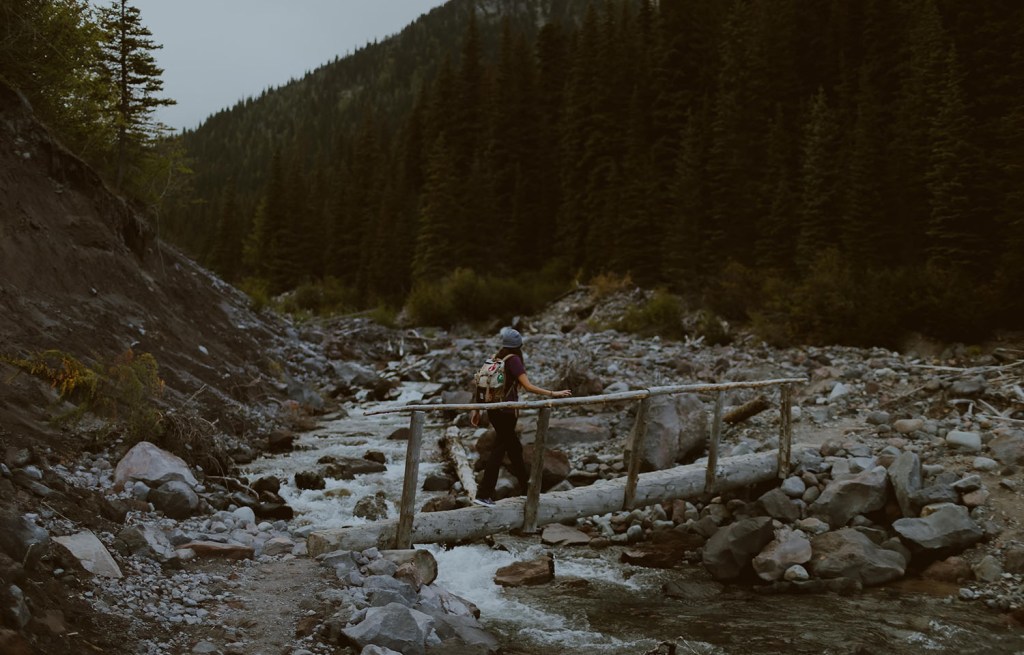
[342,602,435,655]
[52,530,122,578]
[887,451,922,518]
[519,415,614,448]
[0,511,49,568]
[149,480,200,519]
[522,445,570,491]
[809,466,889,528]
[752,529,812,582]
[701,516,774,581]
[810,528,907,586]
[113,441,197,491]
[639,394,707,472]
[892,504,983,552]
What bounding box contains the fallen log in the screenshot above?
[307,445,811,555]
[723,395,770,425]
[441,427,477,500]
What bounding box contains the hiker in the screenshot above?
[470,327,572,507]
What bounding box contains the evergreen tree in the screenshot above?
[796,88,841,270]
[412,134,461,281]
[925,45,980,270]
[95,0,174,190]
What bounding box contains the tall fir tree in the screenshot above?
[95,0,174,188]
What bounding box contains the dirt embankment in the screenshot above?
[0,80,317,654]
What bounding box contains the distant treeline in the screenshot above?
[19,0,1024,346]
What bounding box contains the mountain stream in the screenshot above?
[242,383,1024,655]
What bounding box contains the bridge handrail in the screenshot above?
[371,374,806,549]
[364,376,807,416]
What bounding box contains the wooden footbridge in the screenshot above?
[307,377,806,557]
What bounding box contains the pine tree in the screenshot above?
[95,0,175,188]
[796,88,841,270]
[925,45,980,270]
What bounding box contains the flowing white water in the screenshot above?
[239,383,665,652]
[240,383,1024,655]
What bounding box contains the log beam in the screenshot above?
[307,446,809,556]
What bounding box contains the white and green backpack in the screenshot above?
[474,354,514,402]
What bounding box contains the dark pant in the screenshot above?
[478,410,529,499]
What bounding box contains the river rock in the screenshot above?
[519,415,613,448]
[354,492,389,521]
[522,445,571,490]
[541,524,591,546]
[342,602,435,655]
[113,441,198,491]
[810,528,906,586]
[149,480,200,519]
[52,530,122,578]
[987,432,1024,465]
[364,574,419,607]
[494,555,554,587]
[116,524,178,563]
[887,451,922,518]
[295,471,326,490]
[892,504,983,551]
[752,530,812,582]
[701,516,774,581]
[894,419,924,434]
[945,430,982,452]
[809,466,889,528]
[639,394,707,471]
[0,511,49,568]
[755,488,801,523]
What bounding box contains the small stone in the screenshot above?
[783,565,810,582]
[894,419,924,434]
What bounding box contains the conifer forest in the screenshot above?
[5,0,1023,347]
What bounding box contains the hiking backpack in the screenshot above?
[474,354,514,402]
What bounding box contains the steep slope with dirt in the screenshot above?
[0,79,310,461]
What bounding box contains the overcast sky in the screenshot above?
[129,1,448,131]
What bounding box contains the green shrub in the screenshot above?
[3,349,165,442]
[403,268,569,327]
[238,276,271,311]
[617,289,687,340]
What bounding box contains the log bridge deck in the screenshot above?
[307,377,805,557]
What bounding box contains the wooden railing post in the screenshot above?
[778,384,793,479]
[623,396,650,510]
[395,410,424,549]
[522,406,550,533]
[704,390,725,494]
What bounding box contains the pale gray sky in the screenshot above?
[128,1,448,131]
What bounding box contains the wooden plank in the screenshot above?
[307,447,803,555]
[394,411,424,549]
[705,390,725,494]
[522,407,550,533]
[622,397,650,510]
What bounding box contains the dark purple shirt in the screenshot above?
[503,355,526,403]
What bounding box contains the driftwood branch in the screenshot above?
[440,427,477,501]
[723,395,770,425]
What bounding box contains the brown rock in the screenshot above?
[923,556,973,583]
[180,541,254,559]
[0,629,32,655]
[494,555,554,587]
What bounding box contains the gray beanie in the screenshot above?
[500,327,523,349]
